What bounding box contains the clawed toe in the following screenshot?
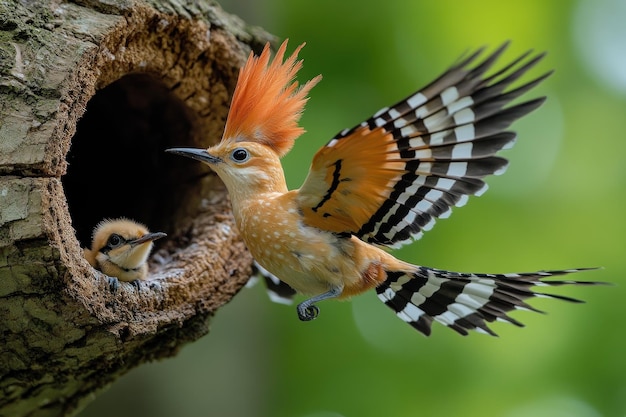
[297,303,319,321]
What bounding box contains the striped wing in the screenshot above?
[251,260,297,305]
[377,267,598,336]
[297,43,550,248]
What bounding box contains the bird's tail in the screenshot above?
[375,266,600,336]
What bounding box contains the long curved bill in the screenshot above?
[166,148,222,164]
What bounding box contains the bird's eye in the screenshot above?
[230,148,250,163]
[107,234,124,248]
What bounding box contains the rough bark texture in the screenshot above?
[0,1,274,416]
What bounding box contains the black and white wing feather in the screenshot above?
[251,261,297,305]
[299,43,551,248]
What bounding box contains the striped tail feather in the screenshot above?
[375,266,599,336]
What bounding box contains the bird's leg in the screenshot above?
[297,285,343,321]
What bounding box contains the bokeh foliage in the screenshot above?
[85,1,624,416]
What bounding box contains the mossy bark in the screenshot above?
[0,1,273,416]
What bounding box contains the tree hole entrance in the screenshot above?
[63,73,209,249]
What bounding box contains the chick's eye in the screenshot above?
[231,148,250,163]
[107,234,123,248]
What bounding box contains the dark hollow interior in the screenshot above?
[63,73,205,248]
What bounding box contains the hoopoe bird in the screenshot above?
[84,218,166,282]
[168,40,600,336]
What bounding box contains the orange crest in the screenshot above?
[222,40,322,157]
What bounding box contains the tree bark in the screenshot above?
[0,1,274,416]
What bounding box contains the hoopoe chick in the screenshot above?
[84,218,166,282]
[168,40,601,337]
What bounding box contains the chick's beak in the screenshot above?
[128,232,167,247]
[166,148,222,164]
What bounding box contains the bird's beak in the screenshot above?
[128,232,167,247]
[166,148,222,164]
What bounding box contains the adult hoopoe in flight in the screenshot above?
[84,218,166,282]
[168,40,599,336]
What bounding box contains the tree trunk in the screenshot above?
[0,1,273,416]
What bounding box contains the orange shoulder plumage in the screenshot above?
[222,40,322,157]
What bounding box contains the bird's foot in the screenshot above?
[295,285,343,322]
[297,303,319,321]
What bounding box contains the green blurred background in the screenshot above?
[83,0,625,416]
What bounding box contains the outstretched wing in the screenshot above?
[297,43,550,248]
